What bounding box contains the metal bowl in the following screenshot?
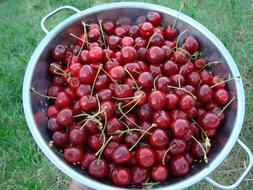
[22,2,253,190]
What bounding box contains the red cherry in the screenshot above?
[81,153,96,169]
[173,49,190,64]
[114,84,132,98]
[108,35,121,50]
[69,129,86,145]
[121,36,134,47]
[146,46,164,64]
[109,66,126,81]
[136,147,156,168]
[170,155,189,176]
[210,76,225,90]
[148,90,166,110]
[64,147,83,164]
[149,128,169,149]
[104,141,119,159]
[194,57,207,69]
[88,158,109,178]
[179,94,196,111]
[191,140,210,158]
[163,60,179,76]
[100,100,115,120]
[137,103,154,121]
[102,20,116,35]
[197,84,213,103]
[214,89,229,105]
[164,25,177,40]
[170,109,188,121]
[47,106,59,118]
[55,92,71,108]
[151,164,169,182]
[125,62,141,77]
[169,138,187,155]
[112,145,131,164]
[79,95,97,112]
[170,74,185,86]
[155,148,171,164]
[171,119,190,138]
[165,93,179,110]
[88,133,105,151]
[52,131,69,147]
[122,113,138,129]
[124,132,140,147]
[147,11,161,26]
[131,166,149,185]
[149,32,164,47]
[137,72,154,89]
[51,45,66,61]
[149,64,162,77]
[85,120,99,134]
[187,106,198,119]
[47,117,62,132]
[185,153,194,165]
[128,25,140,38]
[88,28,100,42]
[136,15,147,25]
[199,112,220,130]
[185,36,199,53]
[111,167,131,186]
[97,89,112,101]
[78,65,96,84]
[137,47,147,61]
[187,72,201,87]
[200,70,212,84]
[95,74,110,90]
[88,46,104,63]
[114,26,126,37]
[56,108,73,125]
[133,90,147,106]
[212,107,225,121]
[152,110,170,129]
[139,22,154,37]
[121,46,137,63]
[106,118,123,141]
[155,76,170,93]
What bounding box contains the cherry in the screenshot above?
[152,110,170,129]
[76,84,91,98]
[197,84,213,103]
[149,128,169,149]
[214,89,229,105]
[106,118,123,141]
[47,117,62,132]
[136,15,147,25]
[124,132,140,147]
[88,28,100,42]
[136,147,156,168]
[69,129,86,145]
[81,153,96,169]
[210,76,225,90]
[165,93,179,110]
[185,36,199,53]
[173,49,190,64]
[200,70,212,84]
[146,46,164,64]
[56,108,73,125]
[191,140,210,159]
[95,74,110,90]
[104,59,120,72]
[52,131,68,147]
[64,147,83,164]
[100,100,115,120]
[114,26,126,37]
[147,11,161,26]
[171,119,190,138]
[137,61,148,72]
[187,72,201,87]
[79,95,97,112]
[128,25,140,38]
[149,64,162,77]
[102,20,116,35]
[114,84,132,98]
[155,148,171,164]
[78,65,96,84]
[139,22,154,37]
[169,138,187,155]
[185,153,194,165]
[148,90,166,110]
[55,92,71,108]
[137,72,154,89]
[47,106,59,118]
[179,94,196,111]
[109,66,126,81]
[104,141,119,159]
[150,32,164,47]
[112,145,131,164]
[52,76,64,86]
[156,76,170,93]
[199,112,220,130]
[131,166,149,185]
[212,107,225,121]
[164,25,177,40]
[170,155,189,176]
[88,46,104,63]
[111,167,131,186]
[137,47,147,61]
[170,74,185,86]
[163,60,179,76]
[122,113,138,129]
[125,62,141,77]
[97,89,112,101]
[51,45,66,61]
[170,109,188,121]
[108,35,121,50]
[151,164,168,182]
[135,37,147,49]
[88,158,109,178]
[88,133,104,151]
[133,90,147,106]
[187,106,198,119]
[121,46,137,63]
[121,36,134,47]
[161,45,172,60]
[194,57,206,69]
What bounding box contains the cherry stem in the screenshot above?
[30,87,56,99]
[176,29,188,51]
[218,96,235,116]
[190,51,200,60]
[96,94,101,112]
[162,144,176,165]
[90,64,102,96]
[77,22,87,57]
[129,123,157,151]
[95,135,113,157]
[142,181,161,187]
[167,85,197,100]
[191,135,208,163]
[120,120,130,132]
[146,31,159,49]
[98,20,107,48]
[124,67,140,89]
[210,76,240,89]
[112,96,139,100]
[111,128,152,136]
[153,74,161,91]
[52,64,71,78]
[73,112,90,118]
[121,95,142,108]
[100,67,119,85]
[119,98,140,120]
[101,109,107,135]
[200,61,220,71]
[191,119,211,148]
[80,109,105,130]
[178,65,186,88]
[172,2,185,29]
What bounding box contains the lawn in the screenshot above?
[0,0,252,189]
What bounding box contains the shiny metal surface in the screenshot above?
[22,2,252,190]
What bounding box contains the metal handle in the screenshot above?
[205,139,253,189]
[40,5,80,34]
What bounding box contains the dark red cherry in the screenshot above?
[149,64,162,77]
[114,26,126,37]
[179,94,196,111]
[51,45,66,61]
[173,49,190,64]
[69,129,86,145]
[146,46,164,64]
[88,158,109,178]
[200,70,212,84]
[170,155,189,176]
[95,74,110,90]
[170,109,188,121]
[114,84,132,98]
[149,128,169,149]
[88,28,100,42]
[56,108,73,125]
[194,57,207,69]
[147,11,161,26]
[185,36,199,53]
[100,100,115,120]
[106,118,123,141]
[88,133,105,151]
[171,119,190,138]
[121,46,137,63]
[164,25,177,40]
[125,62,141,77]
[151,164,169,182]
[109,66,126,81]
[55,92,71,108]
[124,132,140,147]
[112,145,131,164]
[108,35,121,50]
[139,22,154,38]
[88,46,104,63]
[166,93,179,110]
[128,25,140,38]
[169,138,187,155]
[214,89,229,105]
[137,47,147,61]
[79,95,97,112]
[137,72,154,89]
[191,140,210,159]
[136,147,156,168]
[131,166,149,185]
[47,117,62,132]
[97,89,112,101]
[52,131,69,147]
[155,76,170,93]
[210,76,225,90]
[137,103,154,121]
[85,120,99,134]
[47,106,59,118]
[81,153,96,169]
[199,112,220,130]
[111,167,131,186]
[170,74,185,86]
[152,110,170,129]
[134,37,147,49]
[122,113,138,129]
[148,90,166,110]
[102,20,116,35]
[187,72,201,87]
[121,36,134,47]
[104,141,119,159]
[64,147,83,164]
[133,90,147,106]
[76,84,91,98]
[163,60,179,76]
[78,65,96,84]
[185,153,194,165]
[197,84,213,103]
[155,148,171,164]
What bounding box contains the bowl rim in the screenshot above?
[23,2,245,190]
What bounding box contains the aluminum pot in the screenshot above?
[22,2,253,190]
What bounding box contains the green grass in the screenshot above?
[0,0,252,189]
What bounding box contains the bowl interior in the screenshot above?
[29,6,238,189]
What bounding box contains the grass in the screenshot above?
[0,0,252,189]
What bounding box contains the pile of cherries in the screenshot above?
[34,10,235,187]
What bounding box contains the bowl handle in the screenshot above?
[40,5,80,34]
[205,139,253,189]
